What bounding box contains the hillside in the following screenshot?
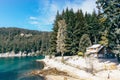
[0,27,51,54]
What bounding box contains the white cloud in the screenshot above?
[79,0,98,13]
[29,0,98,31]
[29,16,38,20]
[30,21,39,25]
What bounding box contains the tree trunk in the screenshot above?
[94,36,97,44]
[61,52,64,62]
[104,46,107,58]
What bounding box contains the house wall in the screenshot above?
[97,46,105,58]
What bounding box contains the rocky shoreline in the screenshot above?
[30,67,80,80]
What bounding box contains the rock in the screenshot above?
[30,68,69,77]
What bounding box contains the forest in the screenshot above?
[49,0,120,57]
[49,8,105,56]
[0,27,51,54]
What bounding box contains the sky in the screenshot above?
[0,0,97,31]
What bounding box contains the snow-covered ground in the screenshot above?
[37,56,120,80]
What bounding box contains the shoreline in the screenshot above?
[35,56,92,80]
[0,52,37,58]
[34,56,120,80]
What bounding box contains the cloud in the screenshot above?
[64,0,97,13]
[29,0,98,31]
[30,21,39,25]
[29,16,38,20]
[79,0,98,13]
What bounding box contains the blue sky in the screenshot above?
[0,0,97,31]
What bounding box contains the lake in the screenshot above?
[0,56,45,80]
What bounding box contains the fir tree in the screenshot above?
[49,11,62,56]
[73,10,87,54]
[96,0,120,54]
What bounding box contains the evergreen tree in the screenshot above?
[79,34,92,54]
[49,11,62,56]
[64,8,76,55]
[73,10,87,54]
[96,0,120,54]
[86,10,101,44]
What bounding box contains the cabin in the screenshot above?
[85,44,105,58]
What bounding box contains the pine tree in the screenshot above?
[96,0,120,54]
[73,10,87,54]
[86,10,101,44]
[49,11,62,56]
[64,8,76,55]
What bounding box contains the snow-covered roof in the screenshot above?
[86,44,104,54]
[88,44,101,49]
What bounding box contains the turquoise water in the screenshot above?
[0,56,45,80]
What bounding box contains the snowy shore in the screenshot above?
[0,51,36,57]
[36,56,120,80]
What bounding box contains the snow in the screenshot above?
[88,44,101,48]
[37,56,120,80]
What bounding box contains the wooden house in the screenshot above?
[85,44,105,58]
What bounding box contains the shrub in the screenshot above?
[78,52,83,56]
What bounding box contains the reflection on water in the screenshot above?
[18,75,45,80]
[0,56,45,80]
